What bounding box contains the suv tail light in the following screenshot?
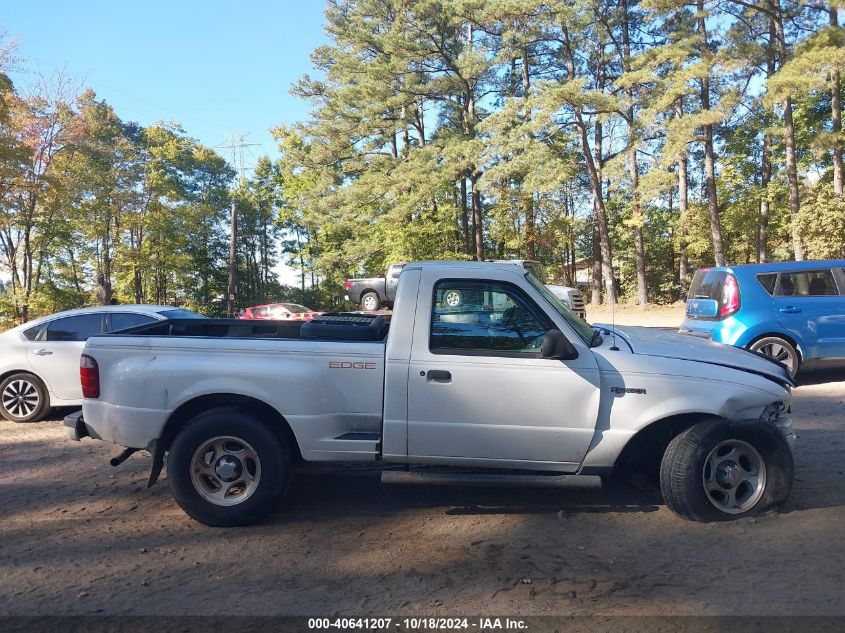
[345,280,352,290]
[80,354,100,399]
[720,273,740,318]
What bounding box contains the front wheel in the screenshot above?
[168,408,291,526]
[748,336,800,377]
[660,419,793,522]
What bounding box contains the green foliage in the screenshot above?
[3,2,845,324]
[799,184,845,259]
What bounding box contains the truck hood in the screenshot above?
[594,324,794,388]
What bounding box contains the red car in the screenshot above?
[240,303,320,321]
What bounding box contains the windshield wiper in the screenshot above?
[589,328,603,348]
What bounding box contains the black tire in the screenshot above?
[442,288,463,308]
[660,418,793,522]
[360,291,380,312]
[0,373,50,423]
[168,407,292,526]
[748,336,800,378]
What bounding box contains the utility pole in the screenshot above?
[216,133,259,318]
[227,199,238,318]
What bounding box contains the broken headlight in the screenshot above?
[760,401,786,423]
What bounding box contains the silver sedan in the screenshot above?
[0,305,202,422]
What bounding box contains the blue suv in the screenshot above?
[680,260,845,376]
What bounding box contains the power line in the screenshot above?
[215,132,260,181]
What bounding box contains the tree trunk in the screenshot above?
[767,0,802,259]
[759,20,775,263]
[521,47,536,261]
[459,177,470,254]
[675,99,691,295]
[831,6,843,196]
[622,0,647,305]
[698,0,726,266]
[591,199,603,305]
[563,25,615,305]
[471,175,484,261]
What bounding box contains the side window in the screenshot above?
[45,314,104,342]
[109,313,157,332]
[430,280,550,355]
[777,270,839,297]
[22,324,44,341]
[757,273,777,296]
[255,307,270,317]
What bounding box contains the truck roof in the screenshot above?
[405,260,535,274]
[702,259,845,274]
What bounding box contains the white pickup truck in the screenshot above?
[67,261,795,526]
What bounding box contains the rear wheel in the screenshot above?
[748,336,800,377]
[168,407,291,526]
[660,418,793,522]
[360,292,380,312]
[0,373,50,422]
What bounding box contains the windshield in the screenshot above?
[522,261,547,284]
[160,309,205,319]
[524,272,594,345]
[281,304,311,313]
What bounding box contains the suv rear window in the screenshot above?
[687,269,727,303]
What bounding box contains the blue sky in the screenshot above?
[2,0,329,168]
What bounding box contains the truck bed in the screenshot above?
[112,312,389,342]
[82,312,389,457]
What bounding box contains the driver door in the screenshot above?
[406,276,601,471]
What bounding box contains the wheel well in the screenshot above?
[746,332,803,362]
[0,370,44,388]
[360,289,380,299]
[159,394,303,462]
[614,413,722,478]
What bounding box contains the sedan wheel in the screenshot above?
[0,373,49,422]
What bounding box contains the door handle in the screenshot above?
[33,349,53,356]
[778,306,801,314]
[426,370,452,383]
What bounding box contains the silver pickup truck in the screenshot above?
[68,261,795,526]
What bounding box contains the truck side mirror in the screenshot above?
[541,329,579,360]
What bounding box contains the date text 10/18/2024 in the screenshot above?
[307,618,528,631]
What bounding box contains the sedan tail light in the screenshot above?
[80,354,100,399]
[720,273,740,318]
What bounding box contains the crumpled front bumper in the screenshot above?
[771,413,796,450]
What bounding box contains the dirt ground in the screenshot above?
[586,302,686,329]
[1,309,843,617]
